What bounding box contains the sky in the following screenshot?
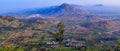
[0,0,120,13]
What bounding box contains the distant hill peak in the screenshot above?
[60,3,71,7]
[58,3,74,9]
[61,3,70,6]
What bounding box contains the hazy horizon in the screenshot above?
[1,0,120,13]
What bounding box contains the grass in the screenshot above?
[49,47,78,51]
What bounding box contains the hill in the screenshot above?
[0,3,120,51]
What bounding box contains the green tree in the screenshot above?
[0,46,16,51]
[115,39,120,51]
[50,22,65,51]
[0,47,4,51]
[16,46,25,51]
[8,45,15,51]
[80,46,86,51]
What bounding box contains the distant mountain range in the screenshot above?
[2,3,120,20]
[1,3,109,23]
[4,3,89,18]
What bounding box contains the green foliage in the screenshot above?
[0,45,16,51]
[117,39,120,45]
[49,22,65,51]
[0,47,4,51]
[55,22,65,43]
[8,46,15,51]
[49,22,65,43]
[115,39,120,51]
[50,47,78,51]
[16,46,25,51]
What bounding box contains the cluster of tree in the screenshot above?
[0,46,25,51]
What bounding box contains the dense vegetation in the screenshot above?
[0,15,120,51]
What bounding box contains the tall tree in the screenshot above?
[49,22,65,51]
